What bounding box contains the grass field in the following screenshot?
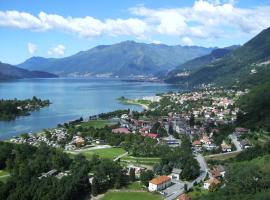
[121,156,160,166]
[125,182,144,190]
[0,170,10,183]
[80,120,115,129]
[81,147,126,159]
[101,191,163,200]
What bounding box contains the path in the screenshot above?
[113,152,128,162]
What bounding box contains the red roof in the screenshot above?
[142,133,158,139]
[177,193,191,200]
[192,140,201,146]
[211,169,221,178]
[149,176,171,185]
[235,127,248,133]
[112,128,130,134]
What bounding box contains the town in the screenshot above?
[7,87,260,200]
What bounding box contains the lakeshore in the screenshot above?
[0,78,178,140]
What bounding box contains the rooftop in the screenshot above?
[149,176,171,185]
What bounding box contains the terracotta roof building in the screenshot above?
[177,193,191,200]
[112,128,130,134]
[148,176,171,192]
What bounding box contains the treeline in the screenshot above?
[98,109,129,119]
[0,96,50,121]
[153,136,200,181]
[0,141,130,199]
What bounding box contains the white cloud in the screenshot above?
[27,42,37,54]
[182,37,193,46]
[0,1,269,42]
[48,44,65,57]
[151,40,161,44]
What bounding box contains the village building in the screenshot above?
[148,176,171,192]
[221,142,232,152]
[204,178,221,190]
[177,193,191,200]
[112,127,130,134]
[170,168,182,180]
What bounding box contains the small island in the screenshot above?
[0,96,50,121]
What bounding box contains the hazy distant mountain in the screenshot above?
[18,41,213,77]
[0,62,58,80]
[165,27,270,87]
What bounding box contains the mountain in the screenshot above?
[0,62,58,80]
[18,41,213,77]
[165,27,270,87]
[165,46,239,81]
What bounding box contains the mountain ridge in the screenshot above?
[0,62,58,80]
[18,40,214,77]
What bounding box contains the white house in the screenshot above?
[170,168,182,180]
[148,176,171,192]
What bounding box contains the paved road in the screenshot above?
[164,154,208,200]
[229,134,242,151]
[205,134,243,159]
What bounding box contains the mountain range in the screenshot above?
[18,41,213,77]
[0,62,57,80]
[165,27,270,87]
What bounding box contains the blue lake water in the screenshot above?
[0,78,180,139]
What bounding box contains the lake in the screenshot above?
[0,78,180,139]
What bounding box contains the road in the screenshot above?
[164,154,208,200]
[205,134,243,159]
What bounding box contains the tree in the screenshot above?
[140,170,154,187]
[91,177,99,196]
[184,183,188,192]
[129,168,136,182]
[189,114,195,127]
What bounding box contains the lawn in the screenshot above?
[101,191,163,200]
[125,182,144,190]
[81,147,126,159]
[121,156,160,166]
[80,120,115,129]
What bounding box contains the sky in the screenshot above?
[0,0,270,64]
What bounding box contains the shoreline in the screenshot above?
[117,97,150,110]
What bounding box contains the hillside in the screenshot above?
[165,46,239,82]
[236,81,270,131]
[0,62,57,80]
[165,27,270,87]
[18,41,213,77]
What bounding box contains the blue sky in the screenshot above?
[0,0,270,64]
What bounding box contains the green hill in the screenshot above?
[165,27,270,87]
[194,154,270,200]
[165,46,239,82]
[236,81,270,131]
